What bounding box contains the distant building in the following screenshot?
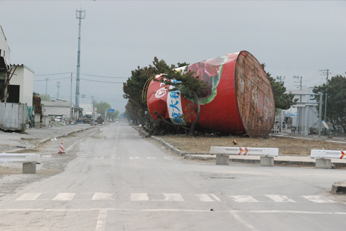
[281,86,319,135]
[80,103,93,115]
[0,25,10,72]
[8,64,34,106]
[42,100,72,118]
[0,25,11,98]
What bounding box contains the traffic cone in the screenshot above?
[58,138,65,154]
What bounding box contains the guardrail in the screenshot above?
[311,149,345,168]
[0,153,41,174]
[210,146,279,166]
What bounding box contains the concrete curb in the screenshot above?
[133,126,346,168]
[7,126,95,153]
[135,127,187,156]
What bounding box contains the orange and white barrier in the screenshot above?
[210,146,279,157]
[311,149,345,159]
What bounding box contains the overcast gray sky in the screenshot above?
[1,1,345,112]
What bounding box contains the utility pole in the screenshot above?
[56,81,60,99]
[276,76,285,83]
[45,78,48,96]
[320,69,330,121]
[75,8,86,108]
[318,92,323,137]
[293,76,303,102]
[70,73,73,119]
[320,69,330,82]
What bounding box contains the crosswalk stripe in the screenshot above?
[163,193,184,201]
[266,195,296,202]
[92,193,114,200]
[303,195,335,203]
[131,193,149,201]
[16,193,41,201]
[13,193,337,204]
[230,195,258,202]
[130,157,139,160]
[196,194,214,202]
[147,157,156,159]
[210,194,221,202]
[53,193,75,201]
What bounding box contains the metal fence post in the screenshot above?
[318,92,323,137]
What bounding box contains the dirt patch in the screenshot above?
[159,135,346,156]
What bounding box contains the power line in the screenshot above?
[34,77,71,82]
[34,72,128,79]
[80,73,128,79]
[81,79,123,84]
[34,72,71,76]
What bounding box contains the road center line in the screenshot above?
[95,209,108,231]
[230,211,259,231]
[66,139,83,152]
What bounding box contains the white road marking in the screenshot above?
[0,208,345,215]
[230,211,259,231]
[230,195,258,203]
[89,130,98,137]
[66,139,82,151]
[53,193,75,201]
[92,193,114,201]
[266,195,296,203]
[163,193,184,201]
[303,195,335,203]
[130,157,139,160]
[42,155,52,158]
[147,157,156,159]
[131,193,149,201]
[210,194,221,202]
[95,209,107,231]
[94,157,104,160]
[196,194,214,202]
[16,193,41,201]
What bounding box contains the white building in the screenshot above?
[42,100,71,118]
[80,103,93,115]
[0,25,10,72]
[1,25,11,97]
[282,86,320,135]
[9,64,34,106]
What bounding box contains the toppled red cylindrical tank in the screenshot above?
[146,51,275,137]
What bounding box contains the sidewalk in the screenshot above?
[135,127,346,168]
[0,124,94,153]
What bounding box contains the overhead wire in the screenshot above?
[34,72,72,76]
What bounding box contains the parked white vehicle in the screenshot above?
[54,116,62,122]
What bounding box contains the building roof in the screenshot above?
[10,64,35,74]
[42,100,72,108]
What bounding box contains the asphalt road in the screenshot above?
[0,122,345,231]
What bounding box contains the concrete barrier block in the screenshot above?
[22,162,36,174]
[315,158,332,169]
[216,154,229,165]
[331,181,346,194]
[260,156,274,166]
[35,114,41,129]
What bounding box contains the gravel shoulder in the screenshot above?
[159,134,346,156]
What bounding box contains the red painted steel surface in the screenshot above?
[146,51,275,137]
